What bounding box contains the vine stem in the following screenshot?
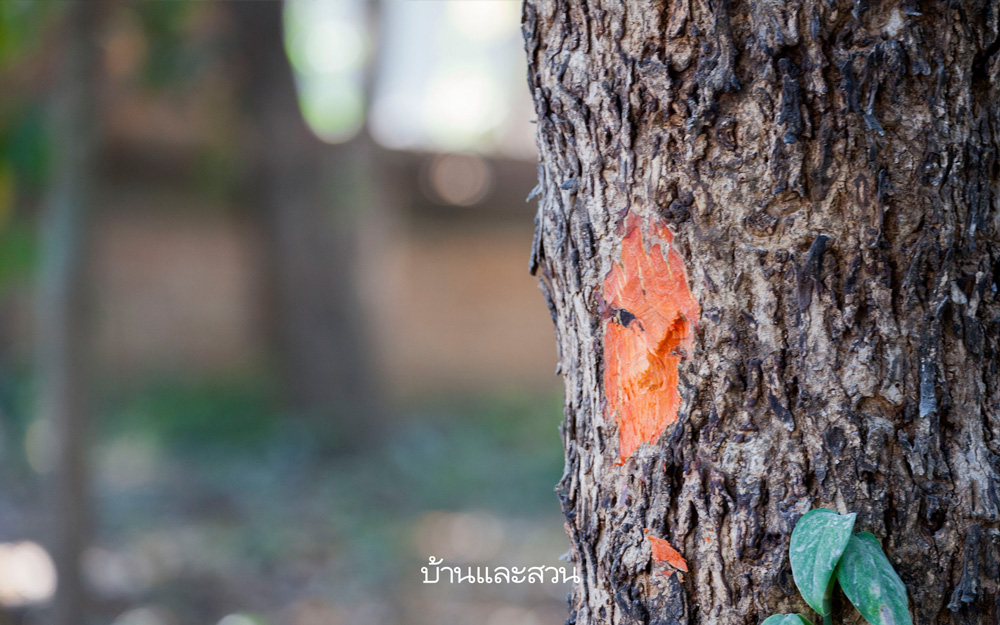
[822,596,833,625]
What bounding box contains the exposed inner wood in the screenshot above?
[603,215,699,461]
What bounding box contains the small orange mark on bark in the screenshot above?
[603,214,699,461]
[647,536,689,573]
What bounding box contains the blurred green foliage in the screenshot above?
[0,107,46,290]
[0,219,35,289]
[0,0,52,68]
[87,380,565,608]
[133,1,205,89]
[101,377,564,518]
[1,106,48,192]
[0,5,53,288]
[386,392,565,512]
[103,374,281,452]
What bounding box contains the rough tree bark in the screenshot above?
[522,1,1000,624]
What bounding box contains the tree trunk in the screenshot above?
[231,0,378,437]
[522,1,1000,624]
[36,3,100,624]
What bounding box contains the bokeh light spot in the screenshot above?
[0,541,57,607]
[426,154,493,207]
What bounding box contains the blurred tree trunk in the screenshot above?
[523,1,1000,624]
[36,3,100,624]
[231,1,378,439]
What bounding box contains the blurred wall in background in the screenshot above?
[0,0,556,398]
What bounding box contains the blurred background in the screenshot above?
[0,1,567,624]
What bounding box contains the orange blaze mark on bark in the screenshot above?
[603,214,699,462]
[647,536,689,573]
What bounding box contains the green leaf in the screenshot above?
[836,532,912,625]
[761,615,814,625]
[789,508,856,615]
